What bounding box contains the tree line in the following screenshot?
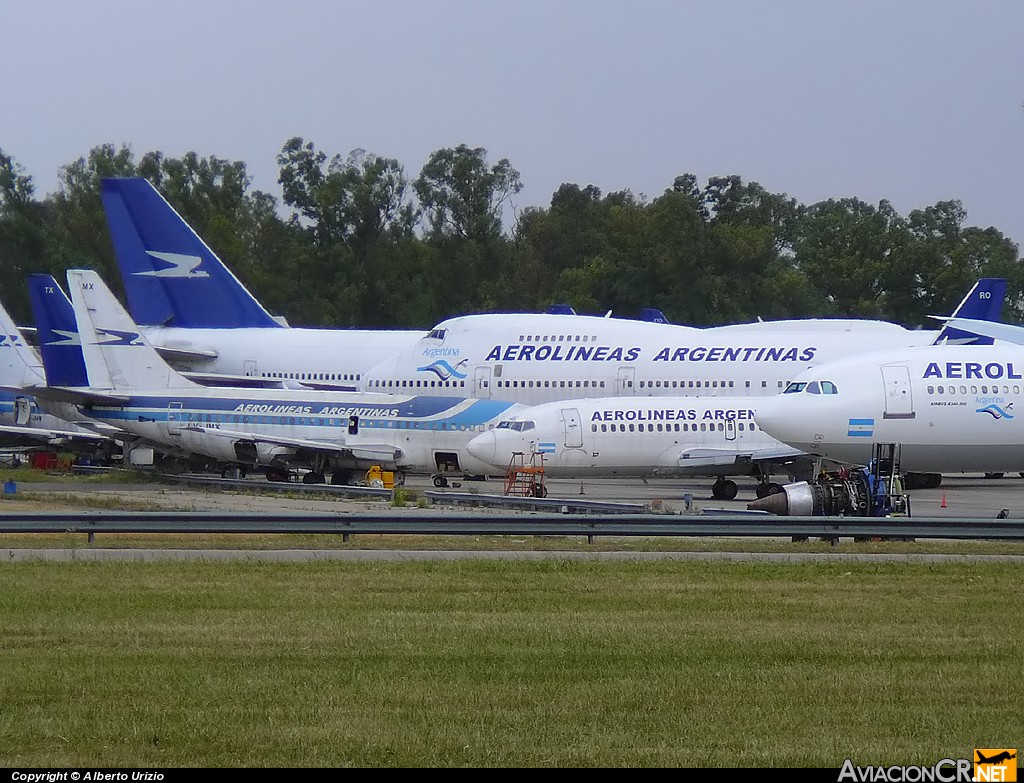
[1,140,1021,331]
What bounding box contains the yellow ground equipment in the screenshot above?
[364,465,395,489]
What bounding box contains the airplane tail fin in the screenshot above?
[100,177,282,328]
[27,274,92,388]
[931,278,1006,345]
[66,269,197,391]
[546,303,577,315]
[639,308,671,324]
[0,292,45,389]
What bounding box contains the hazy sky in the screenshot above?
[7,1,1024,246]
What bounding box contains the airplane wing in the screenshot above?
[941,317,1024,346]
[181,424,403,464]
[0,423,113,446]
[677,444,808,469]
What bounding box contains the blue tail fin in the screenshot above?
[639,308,671,324]
[546,303,577,315]
[932,278,1006,345]
[27,274,91,387]
[100,177,282,328]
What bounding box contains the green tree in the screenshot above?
[0,150,49,321]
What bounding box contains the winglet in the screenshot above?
[931,278,1006,345]
[100,177,282,328]
[66,269,197,391]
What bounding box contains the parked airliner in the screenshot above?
[466,396,813,500]
[361,279,1005,405]
[101,177,424,388]
[36,270,526,483]
[752,344,1024,478]
[0,289,115,452]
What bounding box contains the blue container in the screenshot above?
[3,480,16,495]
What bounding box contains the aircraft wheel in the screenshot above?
[330,471,352,486]
[928,473,942,488]
[533,484,547,498]
[303,471,325,484]
[265,467,289,483]
[766,482,784,495]
[433,475,448,488]
[713,479,738,501]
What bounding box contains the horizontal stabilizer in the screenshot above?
[24,385,132,407]
[941,317,1024,346]
[154,345,220,363]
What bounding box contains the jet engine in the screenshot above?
[746,473,873,516]
[747,444,909,517]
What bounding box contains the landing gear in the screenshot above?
[711,478,738,501]
[755,482,784,499]
[531,483,548,498]
[904,472,942,490]
[265,466,290,483]
[302,471,325,484]
[433,475,449,488]
[221,464,246,480]
[330,470,353,486]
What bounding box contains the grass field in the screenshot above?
[1,558,1020,767]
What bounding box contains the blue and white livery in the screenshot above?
[39,270,525,483]
[101,177,423,388]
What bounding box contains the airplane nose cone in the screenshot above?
[753,395,791,441]
[467,430,499,467]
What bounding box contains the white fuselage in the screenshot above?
[362,313,939,404]
[74,387,526,477]
[753,345,1024,472]
[466,395,800,479]
[141,326,424,386]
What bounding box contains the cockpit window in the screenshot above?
[806,381,821,394]
[426,328,447,341]
[783,382,806,394]
[820,381,838,394]
[496,420,535,432]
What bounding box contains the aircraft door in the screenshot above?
[473,366,492,399]
[880,365,915,419]
[167,402,184,435]
[616,366,636,397]
[244,359,257,377]
[14,397,31,426]
[561,408,583,448]
[725,418,737,441]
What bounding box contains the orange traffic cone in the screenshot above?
[940,494,947,509]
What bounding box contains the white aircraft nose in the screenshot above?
[752,395,795,442]
[467,430,499,466]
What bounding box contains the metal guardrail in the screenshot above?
[422,490,648,514]
[156,473,650,513]
[0,511,1022,541]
